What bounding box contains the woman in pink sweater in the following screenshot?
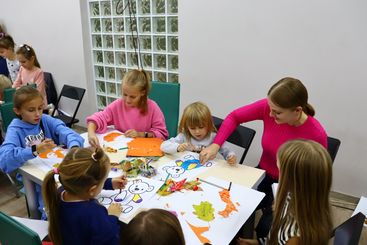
[200,77,327,238]
[87,69,168,147]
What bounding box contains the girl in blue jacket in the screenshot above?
[0,86,84,219]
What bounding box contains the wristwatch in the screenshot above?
[31,145,39,157]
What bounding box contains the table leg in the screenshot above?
[22,176,41,219]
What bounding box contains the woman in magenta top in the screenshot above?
[87,69,168,147]
[200,77,327,238]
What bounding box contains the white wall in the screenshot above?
[1,0,366,197]
[179,0,367,197]
[0,0,96,126]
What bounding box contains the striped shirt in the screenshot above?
[259,193,300,245]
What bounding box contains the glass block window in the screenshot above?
[88,0,179,110]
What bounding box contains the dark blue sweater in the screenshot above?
[59,179,120,245]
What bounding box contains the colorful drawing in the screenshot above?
[39,149,65,159]
[157,178,202,196]
[162,154,213,179]
[193,201,215,222]
[103,132,124,142]
[218,189,238,218]
[98,179,155,214]
[186,221,211,244]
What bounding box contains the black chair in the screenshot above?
[212,116,256,164]
[51,84,85,128]
[327,136,341,163]
[43,72,58,106]
[331,212,365,245]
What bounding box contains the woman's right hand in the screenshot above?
[88,133,100,148]
[108,203,122,217]
[199,144,220,164]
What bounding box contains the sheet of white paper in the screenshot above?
[142,176,265,245]
[155,152,215,182]
[352,196,367,227]
[82,129,132,149]
[97,176,163,223]
[27,147,68,172]
[11,216,49,240]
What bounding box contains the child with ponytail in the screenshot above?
[42,147,127,245]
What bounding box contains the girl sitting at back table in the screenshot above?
[12,44,48,108]
[87,69,168,147]
[121,208,185,245]
[43,147,127,245]
[238,139,332,245]
[0,86,84,219]
[161,101,236,164]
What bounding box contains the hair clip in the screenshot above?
[91,152,98,162]
[53,168,59,174]
[20,44,31,52]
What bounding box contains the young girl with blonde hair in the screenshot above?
[42,147,127,245]
[161,101,236,164]
[239,139,333,245]
[87,69,168,147]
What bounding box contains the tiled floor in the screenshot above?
[0,171,366,244]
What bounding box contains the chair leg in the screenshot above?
[5,173,22,198]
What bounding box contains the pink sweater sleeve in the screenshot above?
[34,70,48,106]
[86,100,119,133]
[213,98,268,146]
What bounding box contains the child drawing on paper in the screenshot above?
[87,69,168,148]
[42,147,127,245]
[99,179,154,214]
[161,101,236,164]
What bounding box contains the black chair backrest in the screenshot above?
[212,116,256,164]
[43,72,58,106]
[51,84,85,127]
[327,136,341,163]
[331,212,365,245]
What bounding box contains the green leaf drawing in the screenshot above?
[193,201,215,222]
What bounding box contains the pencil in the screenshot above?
[196,178,226,190]
[228,182,232,191]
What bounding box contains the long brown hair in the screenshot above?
[121,208,185,245]
[267,77,315,116]
[122,69,151,114]
[16,44,41,68]
[178,101,216,141]
[268,139,332,245]
[42,147,110,245]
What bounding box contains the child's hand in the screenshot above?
[88,133,100,148]
[112,175,128,190]
[37,139,56,153]
[124,129,139,138]
[226,155,237,165]
[108,203,122,217]
[177,143,191,152]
